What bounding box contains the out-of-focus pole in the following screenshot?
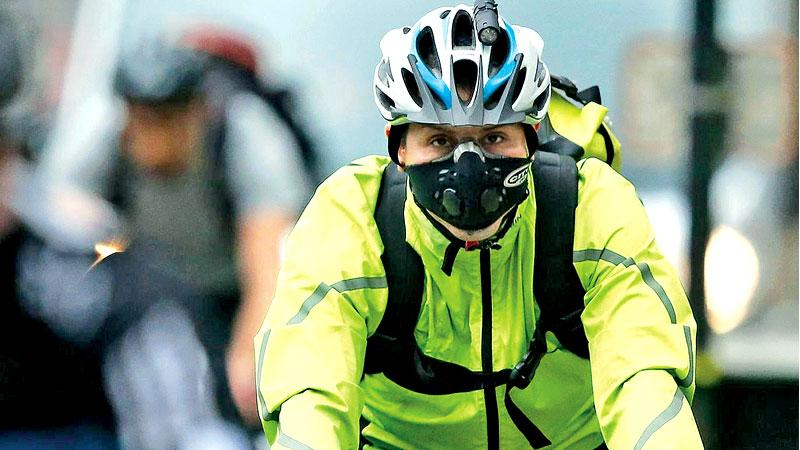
[42,0,126,164]
[690,0,728,349]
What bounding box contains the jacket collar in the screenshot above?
[404,182,534,275]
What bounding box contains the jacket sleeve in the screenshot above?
[573,159,703,449]
[254,160,389,449]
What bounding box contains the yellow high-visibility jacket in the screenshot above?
[255,155,702,449]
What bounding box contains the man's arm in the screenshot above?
[255,285,373,449]
[574,159,703,449]
[223,91,312,424]
[226,210,294,425]
[253,158,390,448]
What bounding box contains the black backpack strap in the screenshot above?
[363,163,512,394]
[207,112,236,234]
[220,65,323,186]
[363,162,425,374]
[501,154,589,447]
[531,151,589,358]
[105,137,133,214]
[597,122,616,168]
[550,74,602,105]
[260,87,323,186]
[538,133,585,162]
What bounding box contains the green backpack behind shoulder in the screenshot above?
[541,74,622,172]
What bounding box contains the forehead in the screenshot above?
[408,123,521,137]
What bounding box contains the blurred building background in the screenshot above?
[2,0,797,448]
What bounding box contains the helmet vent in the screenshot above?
[439,9,451,19]
[377,59,393,86]
[452,10,475,49]
[375,86,395,110]
[532,88,548,113]
[487,29,510,78]
[453,59,478,105]
[511,67,526,104]
[401,68,423,108]
[534,60,546,87]
[484,80,505,110]
[416,26,442,78]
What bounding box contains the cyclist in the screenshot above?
[255,4,702,449]
[39,38,311,446]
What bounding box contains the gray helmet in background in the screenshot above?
[113,42,208,104]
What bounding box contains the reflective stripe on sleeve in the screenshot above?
[256,329,271,420]
[573,248,677,323]
[633,386,685,450]
[672,326,695,389]
[287,276,388,325]
[574,249,694,387]
[257,276,387,419]
[277,431,315,450]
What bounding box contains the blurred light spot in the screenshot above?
[710,157,770,228]
[641,190,689,283]
[705,225,760,334]
[92,239,127,269]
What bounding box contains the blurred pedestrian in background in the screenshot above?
[34,24,318,448]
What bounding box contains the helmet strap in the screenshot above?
[523,124,539,157]
[387,123,409,164]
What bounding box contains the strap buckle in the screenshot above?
[508,336,546,390]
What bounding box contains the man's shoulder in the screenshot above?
[328,155,392,180]
[288,155,391,258]
[315,155,392,200]
[573,157,652,252]
[576,157,637,201]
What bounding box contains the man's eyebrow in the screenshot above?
[422,125,452,133]
[422,124,507,133]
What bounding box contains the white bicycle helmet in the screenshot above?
[373,4,551,129]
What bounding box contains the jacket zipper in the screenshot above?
[480,248,499,450]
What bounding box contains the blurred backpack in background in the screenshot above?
[181,25,325,185]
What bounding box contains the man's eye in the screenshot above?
[484,134,504,145]
[430,137,450,147]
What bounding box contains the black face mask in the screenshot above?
[405,141,531,231]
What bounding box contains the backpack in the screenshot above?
[361,76,621,449]
[106,81,323,227]
[211,63,325,185]
[541,75,621,172]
